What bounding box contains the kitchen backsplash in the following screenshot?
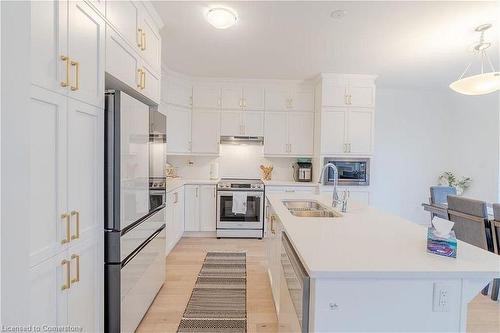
[167,144,298,180]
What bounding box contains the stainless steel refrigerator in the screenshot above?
[104,91,166,333]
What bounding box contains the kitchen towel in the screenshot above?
[232,192,248,215]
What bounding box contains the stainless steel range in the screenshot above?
[216,178,265,239]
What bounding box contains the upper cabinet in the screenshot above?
[316,74,377,156]
[322,76,376,108]
[105,0,162,103]
[31,0,105,108]
[221,86,265,111]
[193,85,221,109]
[265,86,314,112]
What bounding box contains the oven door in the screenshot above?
[217,191,263,229]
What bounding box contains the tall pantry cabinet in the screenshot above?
[28,1,163,331]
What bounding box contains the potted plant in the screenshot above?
[438,171,472,196]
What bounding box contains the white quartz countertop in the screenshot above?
[165,178,219,192]
[266,192,500,279]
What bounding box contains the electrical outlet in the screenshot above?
[433,283,451,312]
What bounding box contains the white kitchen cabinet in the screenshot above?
[166,104,191,154]
[287,112,313,155]
[265,185,317,193]
[164,77,192,108]
[264,112,313,156]
[67,236,103,332]
[221,111,243,136]
[139,11,161,73]
[67,1,105,108]
[322,76,375,108]
[67,99,103,245]
[221,111,263,137]
[166,187,185,254]
[106,0,140,53]
[184,185,217,232]
[29,251,68,328]
[191,110,220,154]
[221,86,265,111]
[266,205,282,314]
[347,108,373,154]
[184,185,200,232]
[29,87,68,266]
[243,111,264,136]
[265,87,314,112]
[193,85,221,109]
[31,0,105,108]
[106,26,141,90]
[320,109,346,154]
[199,185,217,231]
[264,112,288,155]
[139,62,161,103]
[28,236,102,331]
[320,107,373,155]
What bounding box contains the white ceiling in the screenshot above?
[153,1,499,88]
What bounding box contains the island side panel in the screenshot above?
[310,278,463,332]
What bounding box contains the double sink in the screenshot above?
[282,200,342,218]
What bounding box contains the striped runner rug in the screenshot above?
[177,252,247,333]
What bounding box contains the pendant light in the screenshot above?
[449,24,500,96]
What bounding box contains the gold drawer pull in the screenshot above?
[61,213,71,244]
[137,28,143,48]
[70,60,79,91]
[137,69,143,88]
[142,69,146,89]
[270,215,276,234]
[61,259,71,290]
[141,31,146,51]
[60,55,70,87]
[71,254,80,284]
[70,210,80,240]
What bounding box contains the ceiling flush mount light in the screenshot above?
[206,7,238,29]
[450,23,500,96]
[330,9,347,19]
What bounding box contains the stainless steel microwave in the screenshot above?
[323,158,370,186]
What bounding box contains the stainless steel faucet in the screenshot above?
[318,162,340,207]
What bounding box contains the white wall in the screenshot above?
[167,144,298,180]
[371,88,452,225]
[372,88,500,225]
[446,92,499,202]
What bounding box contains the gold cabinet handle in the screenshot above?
[70,254,80,284]
[137,28,143,48]
[270,215,276,234]
[61,259,71,290]
[70,60,79,91]
[141,31,146,51]
[60,55,70,87]
[61,213,71,244]
[137,69,143,88]
[70,210,80,240]
[141,69,146,89]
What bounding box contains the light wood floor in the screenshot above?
[137,237,499,333]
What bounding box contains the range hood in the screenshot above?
[220,136,264,145]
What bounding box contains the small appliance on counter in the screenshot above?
[293,158,313,182]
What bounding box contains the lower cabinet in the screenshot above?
[265,185,317,194]
[184,184,217,232]
[29,236,103,332]
[166,186,185,255]
[265,203,283,314]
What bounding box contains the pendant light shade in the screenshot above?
[450,72,500,95]
[450,24,500,96]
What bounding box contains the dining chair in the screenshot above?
[429,186,456,220]
[448,195,494,296]
[490,204,500,301]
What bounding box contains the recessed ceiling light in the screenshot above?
[206,7,238,29]
[330,9,347,19]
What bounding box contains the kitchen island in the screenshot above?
[265,192,500,332]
